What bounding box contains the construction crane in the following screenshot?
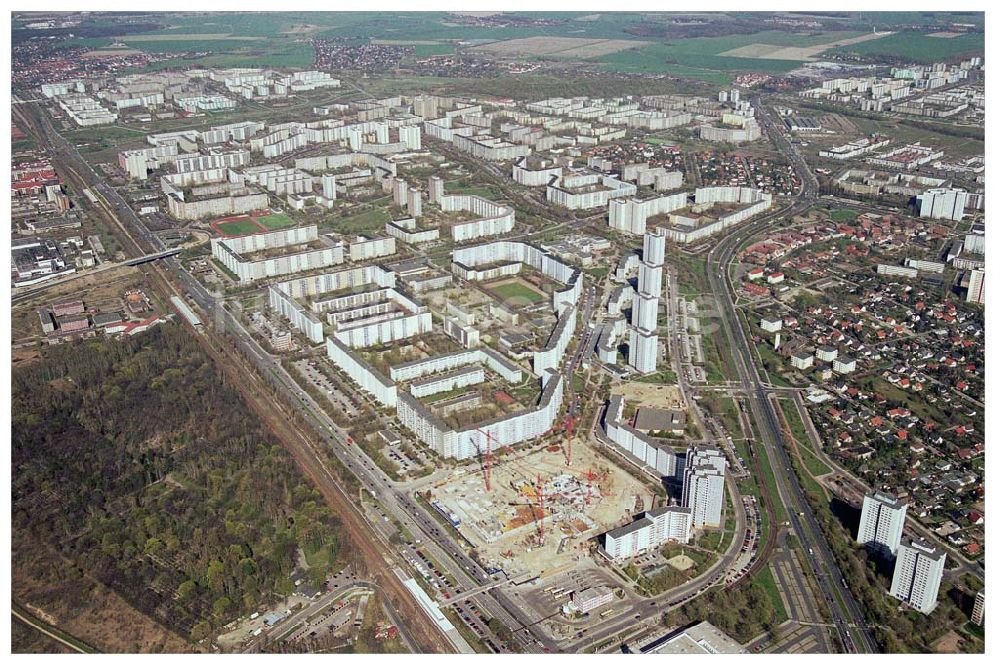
[535,474,548,546]
[473,428,496,492]
[510,474,552,546]
[563,414,578,467]
[584,468,598,506]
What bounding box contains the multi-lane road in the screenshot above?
[17,91,927,655]
[702,102,877,653]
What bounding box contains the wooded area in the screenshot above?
[12,324,346,643]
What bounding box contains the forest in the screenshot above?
[12,324,345,642]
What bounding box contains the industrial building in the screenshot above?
[628,621,745,654]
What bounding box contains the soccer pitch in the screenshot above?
[257,213,296,230]
[490,280,545,304]
[216,218,262,236]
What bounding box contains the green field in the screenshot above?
[328,207,391,235]
[257,212,296,230]
[830,30,984,62]
[408,43,456,58]
[597,30,868,81]
[217,219,261,236]
[751,566,790,626]
[829,209,858,222]
[448,184,500,199]
[491,281,545,304]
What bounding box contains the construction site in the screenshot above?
[425,435,658,576]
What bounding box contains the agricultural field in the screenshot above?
[719,31,886,61]
[596,30,877,80]
[470,37,649,60]
[829,30,985,62]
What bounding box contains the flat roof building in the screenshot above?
[890,539,946,615]
[857,491,908,557]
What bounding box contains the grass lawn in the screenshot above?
[329,207,392,236]
[12,138,37,153]
[304,543,335,570]
[800,446,833,478]
[779,401,832,476]
[448,184,500,199]
[636,369,679,385]
[830,209,858,222]
[585,266,610,280]
[217,219,262,236]
[642,136,679,146]
[758,449,789,523]
[752,566,790,625]
[702,332,734,383]
[491,281,545,304]
[756,341,795,388]
[257,212,296,230]
[409,43,456,57]
[702,394,743,440]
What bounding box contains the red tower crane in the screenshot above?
[535,474,547,545]
[563,414,578,467]
[585,468,597,506]
[474,428,495,492]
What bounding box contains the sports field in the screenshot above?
[215,218,263,236]
[257,213,296,230]
[490,280,545,304]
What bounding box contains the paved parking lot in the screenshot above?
[293,357,363,419]
[379,434,431,476]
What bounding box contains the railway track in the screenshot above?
[16,101,454,654]
[728,397,780,584]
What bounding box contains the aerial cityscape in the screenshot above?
[8,7,987,657]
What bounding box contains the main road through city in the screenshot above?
[19,93,879,654]
[701,101,878,653]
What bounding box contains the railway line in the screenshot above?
[15,100,457,655]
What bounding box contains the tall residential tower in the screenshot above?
[628,229,666,373]
[890,539,946,615]
[856,491,908,557]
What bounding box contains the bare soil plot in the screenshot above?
[471,36,649,59]
[281,24,323,34]
[430,441,652,574]
[372,39,448,45]
[720,31,893,61]
[13,535,194,652]
[928,32,963,38]
[613,381,686,410]
[82,48,143,58]
[932,630,962,653]
[666,554,696,571]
